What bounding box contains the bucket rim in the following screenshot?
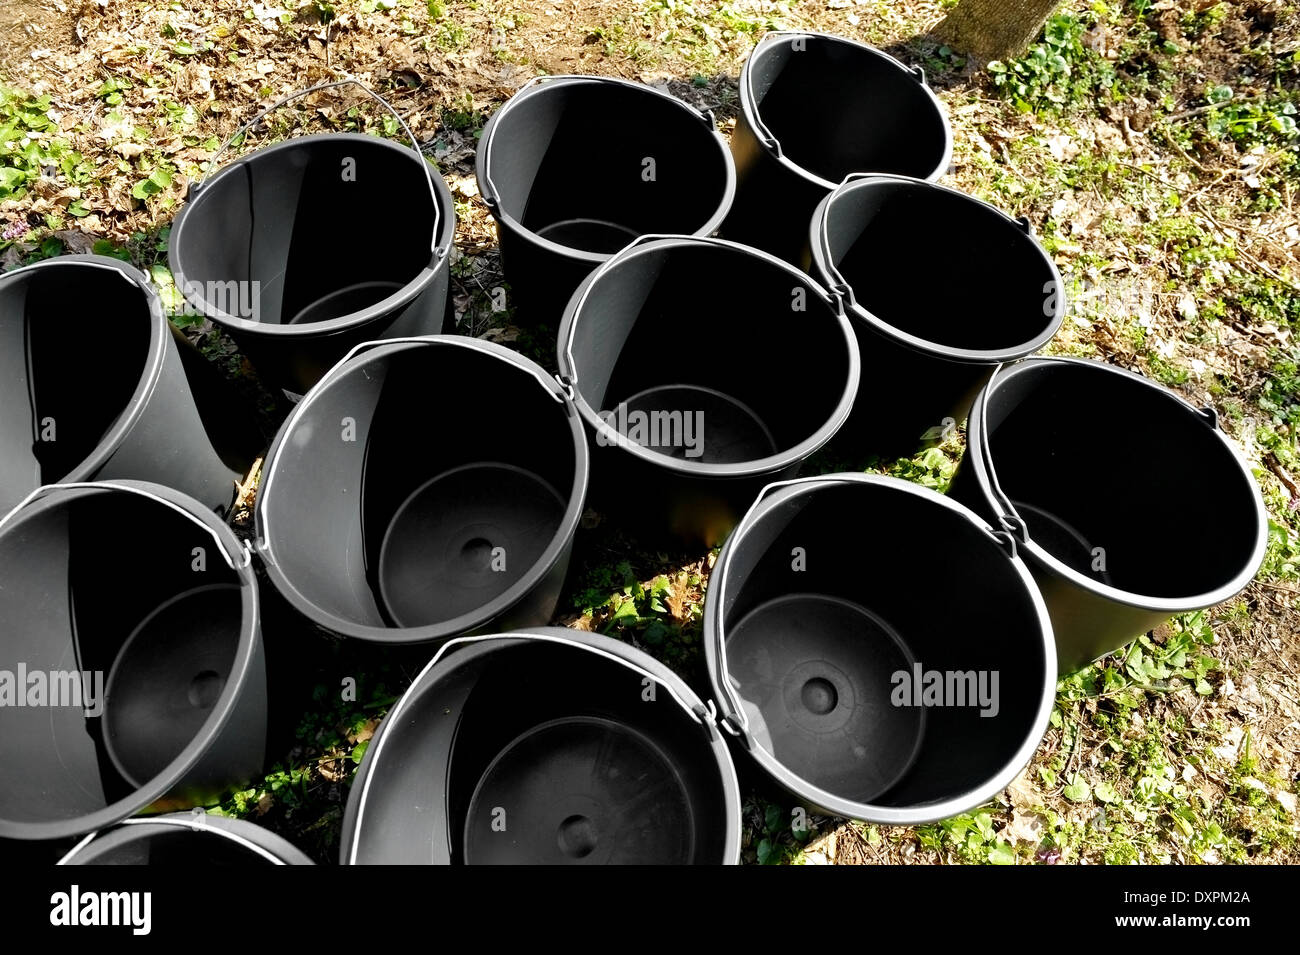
[341,627,744,864]
[58,809,314,865]
[809,173,1066,364]
[739,30,954,191]
[967,356,1271,612]
[556,234,860,478]
[0,254,170,490]
[703,471,1058,825]
[254,336,591,644]
[475,75,737,264]
[167,132,455,338]
[0,480,261,842]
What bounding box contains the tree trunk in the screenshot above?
[934,0,1063,62]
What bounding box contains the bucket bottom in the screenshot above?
[727,594,925,804]
[287,280,404,325]
[378,462,566,627]
[103,584,242,788]
[619,384,777,464]
[1013,501,1113,586]
[462,716,695,864]
[535,218,640,255]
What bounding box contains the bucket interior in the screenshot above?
[0,491,250,830]
[568,242,851,465]
[262,345,579,633]
[823,180,1059,352]
[353,640,731,864]
[69,826,277,865]
[982,362,1261,599]
[747,36,948,183]
[717,481,1049,810]
[173,136,438,326]
[0,263,153,506]
[485,82,731,252]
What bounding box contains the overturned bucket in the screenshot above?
[557,234,858,546]
[949,357,1269,674]
[0,255,257,515]
[255,337,588,644]
[704,473,1055,823]
[342,628,742,864]
[169,81,455,396]
[808,174,1063,454]
[0,481,266,842]
[724,31,953,264]
[60,810,313,865]
[476,76,735,325]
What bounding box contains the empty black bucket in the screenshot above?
[476,76,735,325]
[169,82,456,396]
[704,473,1055,823]
[724,31,952,265]
[60,810,313,864]
[557,235,858,546]
[949,357,1269,674]
[255,337,588,644]
[0,481,265,841]
[342,628,741,864]
[0,254,257,515]
[808,174,1064,454]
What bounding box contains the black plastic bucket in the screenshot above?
[557,235,858,546]
[0,481,265,841]
[59,810,313,865]
[725,31,952,265]
[704,473,1055,823]
[255,337,588,644]
[0,255,257,515]
[169,82,455,396]
[949,357,1269,674]
[476,76,735,325]
[808,174,1064,453]
[342,628,741,864]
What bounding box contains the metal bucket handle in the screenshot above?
[192,78,444,256]
[57,810,289,866]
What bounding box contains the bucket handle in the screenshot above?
[57,810,289,866]
[972,363,1031,546]
[558,232,843,395]
[345,630,715,865]
[0,482,252,572]
[745,31,931,154]
[814,172,906,309]
[478,74,719,210]
[192,78,445,257]
[709,474,874,738]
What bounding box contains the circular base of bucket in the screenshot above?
[462,716,695,864]
[726,594,925,804]
[102,584,242,788]
[1013,500,1112,585]
[378,462,566,628]
[535,218,640,255]
[621,383,777,464]
[287,280,403,325]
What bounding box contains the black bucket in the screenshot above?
[255,337,588,644]
[0,255,257,515]
[341,628,741,864]
[169,82,456,397]
[0,481,265,841]
[808,174,1064,454]
[59,810,313,865]
[704,474,1055,823]
[476,76,735,325]
[724,31,952,265]
[557,235,858,546]
[949,357,1269,674]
